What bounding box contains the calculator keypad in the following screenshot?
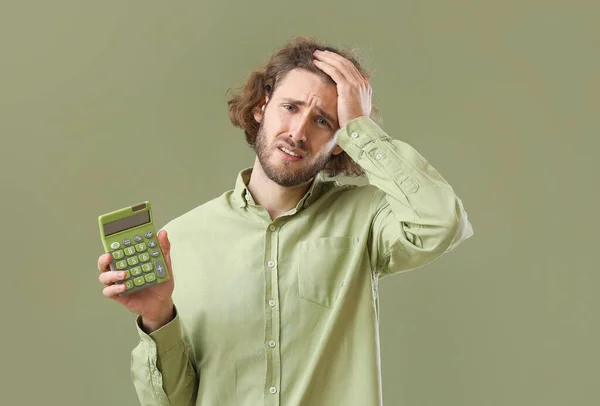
[108,230,165,294]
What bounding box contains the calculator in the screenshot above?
[98,201,169,296]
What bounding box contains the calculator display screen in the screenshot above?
[104,211,150,236]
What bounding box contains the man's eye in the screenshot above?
[284,105,295,111]
[317,118,328,126]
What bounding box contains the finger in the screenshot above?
[103,282,127,298]
[157,230,170,258]
[314,50,364,83]
[327,52,365,83]
[99,270,127,286]
[157,230,174,280]
[314,54,367,91]
[98,253,113,272]
[313,58,347,84]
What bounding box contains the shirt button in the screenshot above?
[375,153,383,160]
[269,300,276,307]
[269,340,276,348]
[351,131,359,138]
[153,370,159,376]
[269,387,277,394]
[267,261,275,268]
[269,225,277,231]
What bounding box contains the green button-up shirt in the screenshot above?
[130,116,474,406]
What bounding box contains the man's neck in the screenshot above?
[246,158,313,220]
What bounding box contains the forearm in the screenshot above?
[131,306,198,406]
[337,116,474,273]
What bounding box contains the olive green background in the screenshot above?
[1,0,598,405]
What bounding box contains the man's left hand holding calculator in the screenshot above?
[97,201,177,334]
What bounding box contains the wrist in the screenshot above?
[141,302,175,334]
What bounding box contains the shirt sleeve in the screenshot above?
[130,305,198,406]
[336,116,474,277]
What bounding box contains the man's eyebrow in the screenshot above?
[280,98,337,126]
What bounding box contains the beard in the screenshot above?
[254,123,332,188]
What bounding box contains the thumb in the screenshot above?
[157,230,173,279]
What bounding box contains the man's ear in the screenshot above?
[253,97,269,123]
[332,144,344,156]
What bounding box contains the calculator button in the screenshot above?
[154,260,166,278]
[147,241,157,248]
[138,253,150,262]
[115,260,127,270]
[141,263,153,272]
[151,250,160,258]
[124,247,136,256]
[145,231,153,239]
[112,250,124,260]
[122,238,132,246]
[127,257,139,266]
[135,243,146,252]
[123,270,131,279]
[133,276,145,287]
[110,242,120,250]
[133,235,143,243]
[144,273,156,283]
[130,266,142,276]
[124,280,134,289]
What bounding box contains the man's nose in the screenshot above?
[288,114,310,143]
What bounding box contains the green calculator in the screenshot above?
[98,201,169,296]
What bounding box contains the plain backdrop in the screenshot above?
[1,0,598,405]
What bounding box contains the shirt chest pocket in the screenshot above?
[297,236,360,308]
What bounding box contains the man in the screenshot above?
[97,36,473,406]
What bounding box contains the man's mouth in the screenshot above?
[278,146,303,160]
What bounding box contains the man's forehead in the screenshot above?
[272,70,338,121]
[276,69,335,93]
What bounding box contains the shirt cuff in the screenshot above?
[135,306,183,356]
[336,115,390,154]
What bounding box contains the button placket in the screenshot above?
[264,223,281,403]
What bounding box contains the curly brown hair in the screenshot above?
[226,35,381,178]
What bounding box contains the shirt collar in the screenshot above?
[234,167,325,210]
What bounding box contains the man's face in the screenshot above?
[253,68,343,188]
